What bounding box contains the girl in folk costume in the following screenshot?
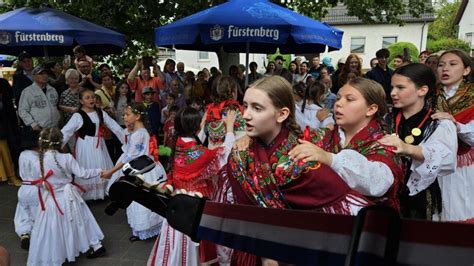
[289,77,404,210]
[227,76,371,266]
[14,137,41,250]
[26,128,109,266]
[61,88,124,200]
[432,50,474,221]
[204,76,246,149]
[299,81,335,130]
[148,107,237,266]
[106,103,167,241]
[378,63,457,220]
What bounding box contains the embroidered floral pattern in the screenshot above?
[229,132,319,208]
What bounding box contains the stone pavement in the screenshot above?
[0,183,155,266]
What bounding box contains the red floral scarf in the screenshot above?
[310,119,404,210]
[228,128,326,209]
[170,137,223,197]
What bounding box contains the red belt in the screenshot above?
[23,169,64,215]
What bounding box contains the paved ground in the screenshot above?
[0,183,155,266]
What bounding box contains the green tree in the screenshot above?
[2,0,431,71]
[426,0,470,52]
[387,42,419,68]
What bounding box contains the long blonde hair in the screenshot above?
[249,76,301,136]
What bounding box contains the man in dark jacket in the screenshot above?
[12,51,33,108]
[365,48,393,104]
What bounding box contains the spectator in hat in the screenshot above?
[12,51,34,107]
[141,87,161,141]
[322,57,335,74]
[365,48,393,104]
[18,66,60,145]
[274,56,294,82]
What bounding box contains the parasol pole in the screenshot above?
[244,41,249,88]
[43,46,49,59]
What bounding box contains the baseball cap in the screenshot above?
[32,66,47,75]
[142,87,155,95]
[18,51,32,61]
[274,55,286,61]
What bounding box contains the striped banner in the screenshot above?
[197,202,474,265]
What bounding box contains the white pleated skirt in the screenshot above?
[27,184,104,266]
[74,135,114,200]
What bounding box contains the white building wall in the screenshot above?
[457,0,474,52]
[320,23,429,70]
[173,49,268,74]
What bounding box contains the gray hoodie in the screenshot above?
[18,82,60,129]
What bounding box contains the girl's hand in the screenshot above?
[234,135,251,151]
[101,170,113,179]
[200,111,208,130]
[288,139,332,165]
[431,111,456,122]
[316,108,330,121]
[224,110,237,133]
[378,134,408,154]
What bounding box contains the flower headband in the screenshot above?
[126,105,146,116]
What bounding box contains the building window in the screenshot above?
[199,51,209,60]
[466,33,473,49]
[350,37,365,53]
[382,36,398,48]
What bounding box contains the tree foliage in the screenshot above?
[387,42,419,68]
[1,0,431,70]
[427,38,471,53]
[426,0,469,53]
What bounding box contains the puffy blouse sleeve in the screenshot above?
[407,119,458,195]
[120,130,148,164]
[330,149,394,197]
[61,113,83,146]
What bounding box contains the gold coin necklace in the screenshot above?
[395,108,432,144]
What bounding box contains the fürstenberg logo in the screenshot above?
[227,25,279,41]
[15,31,65,44]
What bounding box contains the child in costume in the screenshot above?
[432,49,474,221]
[106,103,167,241]
[227,76,372,265]
[61,87,124,200]
[14,137,40,250]
[26,128,108,265]
[298,81,335,130]
[289,77,404,210]
[204,76,246,149]
[148,107,236,266]
[378,63,457,220]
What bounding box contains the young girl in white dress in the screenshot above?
[26,128,108,266]
[61,87,124,200]
[148,107,236,266]
[432,50,474,221]
[105,103,167,241]
[14,140,40,250]
[378,63,457,220]
[299,81,335,130]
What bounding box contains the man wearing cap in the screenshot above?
[18,66,60,134]
[141,87,161,142]
[273,55,293,82]
[12,52,34,107]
